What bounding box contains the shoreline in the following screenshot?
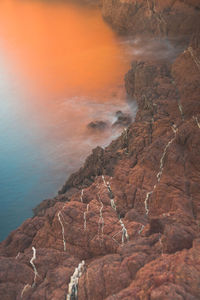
[0,1,200,299]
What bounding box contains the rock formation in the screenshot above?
[87,120,109,131]
[0,1,200,299]
[102,0,200,43]
[112,111,132,127]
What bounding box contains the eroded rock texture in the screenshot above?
[0,2,200,300]
[102,0,200,42]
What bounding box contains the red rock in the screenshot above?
[102,0,200,44]
[1,4,200,300]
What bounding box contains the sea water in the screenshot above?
[0,0,136,241]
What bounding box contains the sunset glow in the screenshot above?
[0,0,132,240]
[0,0,128,98]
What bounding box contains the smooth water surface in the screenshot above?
[0,0,135,241]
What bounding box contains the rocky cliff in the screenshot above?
[102,0,199,42]
[1,1,200,299]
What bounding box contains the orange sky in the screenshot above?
[0,0,129,99]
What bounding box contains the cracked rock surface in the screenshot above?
[1,1,200,299]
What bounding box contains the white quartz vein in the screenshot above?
[30,247,39,288]
[66,260,85,300]
[58,210,67,251]
[144,126,178,215]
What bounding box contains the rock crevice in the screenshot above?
[0,1,200,299]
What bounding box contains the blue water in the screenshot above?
[0,55,135,242]
[0,61,68,240]
[0,60,135,241]
[0,0,136,242]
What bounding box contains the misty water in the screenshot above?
[0,0,180,241]
[0,0,138,241]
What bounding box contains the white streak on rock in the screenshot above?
[102,175,129,245]
[97,194,104,241]
[80,189,84,202]
[84,204,89,231]
[110,199,117,211]
[171,124,178,134]
[194,116,200,129]
[58,211,67,251]
[119,219,129,244]
[123,127,128,138]
[171,80,184,118]
[157,126,177,182]
[162,212,170,217]
[30,247,39,288]
[107,181,117,211]
[102,176,117,210]
[188,46,200,72]
[144,126,178,215]
[144,191,153,215]
[15,252,20,259]
[21,284,31,299]
[138,224,145,235]
[112,219,129,246]
[178,103,184,117]
[66,260,85,300]
[102,175,107,187]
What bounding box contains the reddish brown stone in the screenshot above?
[1,4,200,300]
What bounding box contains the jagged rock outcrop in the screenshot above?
[112,111,132,127]
[102,0,200,44]
[87,120,108,130]
[0,3,200,300]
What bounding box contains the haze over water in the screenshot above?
[0,0,134,240]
